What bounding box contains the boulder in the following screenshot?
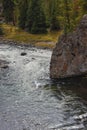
[21,52,27,56]
[0,60,9,69]
[50,15,87,79]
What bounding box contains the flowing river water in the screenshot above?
[0,43,87,130]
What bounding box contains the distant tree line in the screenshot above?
[1,0,87,34]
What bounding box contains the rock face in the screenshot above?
[50,15,87,79]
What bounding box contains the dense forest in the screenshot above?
[0,0,87,34]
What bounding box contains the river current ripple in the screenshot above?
[0,43,87,130]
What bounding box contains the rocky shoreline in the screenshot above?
[0,37,55,50]
[0,37,34,47]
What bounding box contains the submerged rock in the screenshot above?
[0,60,9,69]
[21,52,27,56]
[50,15,87,79]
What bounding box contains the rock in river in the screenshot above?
[21,52,27,56]
[50,15,87,79]
[0,60,9,69]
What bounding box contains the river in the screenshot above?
[0,43,87,130]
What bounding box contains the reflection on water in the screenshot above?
[51,77,87,101]
[44,77,87,129]
[0,43,87,130]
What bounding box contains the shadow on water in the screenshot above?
[42,77,87,129]
[46,76,87,102]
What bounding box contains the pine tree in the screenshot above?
[0,24,3,35]
[50,0,60,31]
[81,0,87,14]
[2,0,15,24]
[26,0,47,34]
[63,0,71,34]
[13,0,21,25]
[72,0,80,29]
[18,0,28,29]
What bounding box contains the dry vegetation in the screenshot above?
[1,24,62,49]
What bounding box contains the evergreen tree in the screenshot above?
[50,0,60,31]
[0,24,3,35]
[18,0,28,29]
[81,0,87,14]
[26,0,47,34]
[72,0,80,29]
[50,17,60,31]
[13,0,21,25]
[63,0,71,34]
[2,0,15,24]
[0,28,3,35]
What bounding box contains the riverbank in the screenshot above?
[1,24,62,49]
[0,37,54,50]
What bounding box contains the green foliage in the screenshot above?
[0,25,3,35]
[26,0,47,34]
[1,0,87,35]
[81,0,87,14]
[18,0,28,29]
[50,0,61,31]
[2,0,15,23]
[50,16,61,31]
[63,0,72,34]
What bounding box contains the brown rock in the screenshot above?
[50,15,87,79]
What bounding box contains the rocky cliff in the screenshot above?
[50,15,87,79]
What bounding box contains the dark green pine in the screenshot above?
[18,0,28,29]
[26,0,47,34]
[2,0,15,23]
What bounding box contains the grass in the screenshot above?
[1,24,62,49]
